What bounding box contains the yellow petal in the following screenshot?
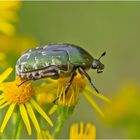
[42,131,47,139]
[19,104,31,135]
[0,20,15,36]
[25,102,40,133]
[0,103,15,132]
[0,98,6,105]
[48,105,57,115]
[0,95,4,100]
[68,91,74,106]
[70,123,79,139]
[0,84,4,91]
[44,130,53,139]
[85,123,96,139]
[83,91,104,117]
[86,87,111,103]
[85,123,92,134]
[30,99,53,127]
[41,130,53,139]
[37,132,43,139]
[85,87,111,103]
[0,102,10,109]
[0,67,13,84]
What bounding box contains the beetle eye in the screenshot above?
[92,63,97,69]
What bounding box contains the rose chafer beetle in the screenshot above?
[16,43,106,97]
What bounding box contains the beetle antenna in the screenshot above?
[98,51,106,60]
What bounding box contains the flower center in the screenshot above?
[3,77,35,104]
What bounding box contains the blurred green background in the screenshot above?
[17,1,140,92]
[1,1,140,139]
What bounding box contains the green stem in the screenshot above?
[53,106,75,138]
[15,121,23,139]
[53,116,66,138]
[12,110,23,139]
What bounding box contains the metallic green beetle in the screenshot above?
[16,43,106,94]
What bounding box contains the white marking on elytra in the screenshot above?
[35,57,39,64]
[39,70,44,74]
[20,73,26,78]
[43,64,47,67]
[20,65,24,71]
[16,66,20,75]
[43,45,48,49]
[45,62,49,66]
[27,73,32,78]
[36,60,39,64]
[42,52,46,56]
[28,49,32,52]
[51,59,57,65]
[32,72,37,77]
[23,53,31,60]
[36,47,40,49]
[17,59,21,64]
[35,56,38,61]
[21,62,27,65]
[33,63,38,69]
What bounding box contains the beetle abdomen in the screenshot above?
[16,45,69,76]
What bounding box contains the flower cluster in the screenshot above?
[36,73,110,117]
[0,68,53,136]
[70,122,96,139]
[0,67,110,138]
[0,1,20,36]
[103,82,140,138]
[37,122,96,139]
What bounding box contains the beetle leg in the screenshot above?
[78,67,99,93]
[17,76,38,87]
[17,79,30,87]
[53,70,77,104]
[53,96,59,105]
[65,71,77,94]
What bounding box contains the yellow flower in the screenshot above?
[0,68,53,136]
[37,130,53,139]
[0,35,36,54]
[37,73,110,117]
[36,122,96,139]
[36,83,56,106]
[70,122,96,139]
[0,1,20,36]
[0,52,8,68]
[103,82,140,138]
[104,82,140,123]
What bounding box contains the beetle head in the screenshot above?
[92,51,106,73]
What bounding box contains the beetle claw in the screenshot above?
[97,69,103,73]
[53,96,59,105]
[16,82,23,87]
